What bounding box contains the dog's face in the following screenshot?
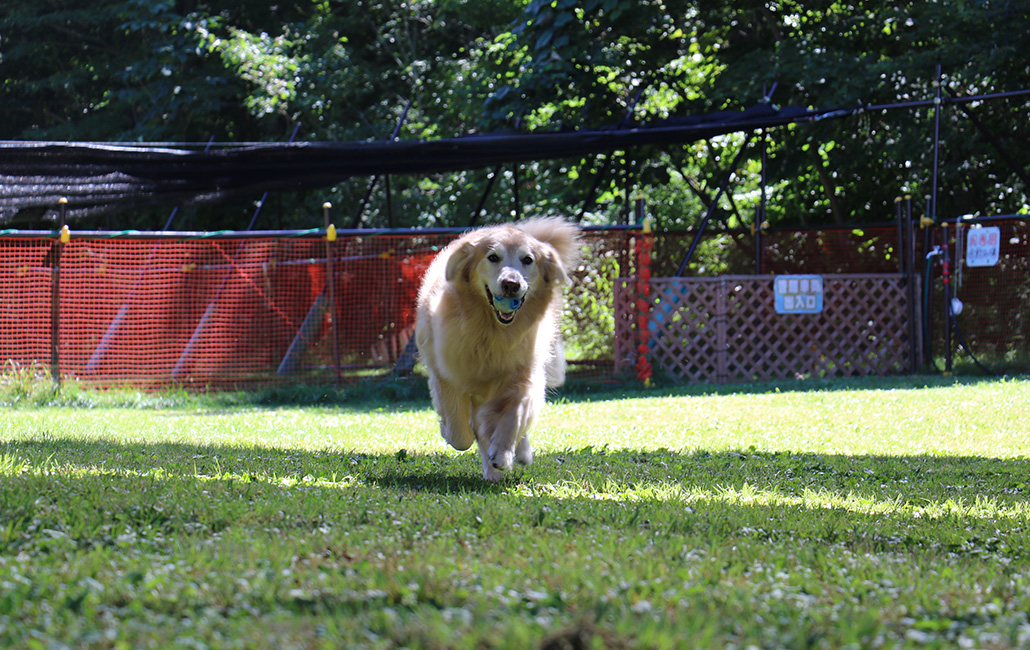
[476,238,539,325]
[445,228,566,326]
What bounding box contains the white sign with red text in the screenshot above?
[966,226,1000,267]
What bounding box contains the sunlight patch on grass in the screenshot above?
[514,477,1030,523]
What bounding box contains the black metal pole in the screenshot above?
[247,123,301,231]
[172,124,302,380]
[677,133,753,276]
[942,222,953,373]
[385,175,394,228]
[754,205,763,274]
[163,136,215,232]
[512,164,521,221]
[352,99,412,229]
[622,154,632,225]
[577,86,645,224]
[757,129,768,274]
[576,153,611,223]
[755,83,775,275]
[904,195,919,372]
[930,65,949,373]
[634,197,645,225]
[895,197,905,275]
[930,64,943,228]
[471,166,500,227]
[860,87,1030,114]
[922,195,935,369]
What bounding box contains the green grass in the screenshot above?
[1,375,1029,648]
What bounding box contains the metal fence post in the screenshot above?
[324,202,341,383]
[50,198,68,387]
[634,204,653,387]
[903,195,920,372]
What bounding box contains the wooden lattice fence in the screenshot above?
[615,274,920,384]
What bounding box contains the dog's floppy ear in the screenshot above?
[538,243,569,285]
[444,240,479,283]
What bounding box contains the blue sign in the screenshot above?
[774,275,823,314]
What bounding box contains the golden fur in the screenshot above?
[415,218,581,481]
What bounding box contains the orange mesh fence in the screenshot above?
[0,228,639,389]
[1,238,51,370]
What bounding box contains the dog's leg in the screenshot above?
[474,383,542,477]
[429,374,475,451]
[471,402,504,481]
[477,437,505,482]
[515,432,534,466]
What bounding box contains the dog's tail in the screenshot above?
[544,336,567,388]
[516,217,582,276]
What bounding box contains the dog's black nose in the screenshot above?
[500,278,521,296]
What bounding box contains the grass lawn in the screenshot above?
[1,375,1029,649]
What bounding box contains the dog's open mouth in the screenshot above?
[485,286,523,325]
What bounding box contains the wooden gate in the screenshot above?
[614,274,920,384]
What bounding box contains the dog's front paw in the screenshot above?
[488,448,514,472]
[483,465,505,482]
[479,445,512,481]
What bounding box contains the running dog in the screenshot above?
[415,218,581,481]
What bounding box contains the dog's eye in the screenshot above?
[521,256,534,266]
[487,253,501,263]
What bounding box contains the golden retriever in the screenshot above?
[415,218,581,481]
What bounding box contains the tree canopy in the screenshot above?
[1,0,1027,231]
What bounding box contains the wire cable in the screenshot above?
[948,308,997,376]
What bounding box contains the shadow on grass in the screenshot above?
[5,372,1026,413]
[4,434,1028,502]
[3,435,1030,563]
[553,372,1028,404]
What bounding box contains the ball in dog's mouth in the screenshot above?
[486,286,522,325]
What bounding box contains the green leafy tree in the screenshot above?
[482,0,1030,231]
[1,0,1027,231]
[0,1,257,141]
[1,0,523,228]
[699,0,1030,225]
